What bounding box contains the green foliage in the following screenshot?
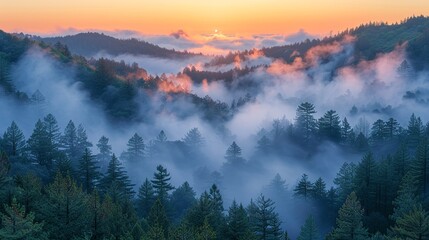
[295,102,317,144]
[100,154,134,202]
[297,215,319,240]
[391,204,429,240]
[331,192,368,240]
[151,165,174,205]
[39,172,89,240]
[294,174,313,200]
[125,133,145,162]
[137,178,156,218]
[0,198,47,240]
[249,194,282,240]
[318,110,341,142]
[2,121,25,157]
[77,148,101,193]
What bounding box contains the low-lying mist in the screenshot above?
[2,35,429,237]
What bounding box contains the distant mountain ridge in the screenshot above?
[42,32,201,59]
[208,16,429,70]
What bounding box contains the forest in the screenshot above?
[1,16,429,240]
[1,105,429,239]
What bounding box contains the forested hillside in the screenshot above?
[2,15,429,239]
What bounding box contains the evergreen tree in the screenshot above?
[39,173,89,240]
[311,177,327,201]
[226,200,253,240]
[2,121,25,157]
[157,130,167,142]
[76,124,92,159]
[295,102,317,144]
[43,114,61,165]
[78,148,101,193]
[126,133,145,162]
[151,165,174,205]
[354,152,378,213]
[27,120,50,166]
[137,178,156,218]
[407,113,424,147]
[334,162,357,206]
[297,215,319,240]
[96,136,112,163]
[318,110,341,142]
[354,132,369,151]
[196,218,216,240]
[61,120,78,161]
[186,191,212,229]
[341,117,353,143]
[208,184,226,237]
[384,117,400,140]
[14,173,42,215]
[257,135,271,154]
[0,198,47,240]
[148,199,169,239]
[370,119,386,143]
[294,174,313,200]
[250,194,282,240]
[410,138,429,197]
[183,128,204,152]
[100,154,135,202]
[331,192,368,240]
[224,141,245,166]
[170,181,197,222]
[391,204,429,240]
[391,172,420,221]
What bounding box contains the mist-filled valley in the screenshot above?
[2,16,429,240]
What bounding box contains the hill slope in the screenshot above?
[42,32,200,59]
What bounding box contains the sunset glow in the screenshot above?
[2,0,429,36]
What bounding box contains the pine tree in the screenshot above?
[148,199,169,239]
[407,113,424,147]
[294,174,313,200]
[138,178,156,218]
[331,192,368,240]
[27,119,50,166]
[61,120,78,161]
[251,194,282,240]
[318,110,341,142]
[39,172,89,240]
[311,177,327,201]
[14,173,42,215]
[78,148,101,193]
[391,204,429,240]
[295,102,317,144]
[183,128,204,152]
[208,184,226,237]
[186,192,212,229]
[226,200,253,240]
[410,138,429,197]
[391,172,420,221]
[196,218,216,240]
[384,117,400,140]
[224,142,245,166]
[0,198,47,240]
[76,124,92,159]
[370,119,386,143]
[100,154,135,202]
[334,162,357,206]
[170,182,197,222]
[257,135,271,154]
[354,152,378,213]
[2,121,25,157]
[151,165,174,204]
[96,136,112,163]
[297,215,319,240]
[43,114,61,166]
[126,133,145,162]
[157,130,167,142]
[341,117,353,143]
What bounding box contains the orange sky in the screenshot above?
[1,0,429,36]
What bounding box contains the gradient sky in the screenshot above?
[1,0,429,36]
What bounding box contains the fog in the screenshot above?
[2,35,429,237]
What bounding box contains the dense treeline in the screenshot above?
[208,16,429,71]
[2,102,429,239]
